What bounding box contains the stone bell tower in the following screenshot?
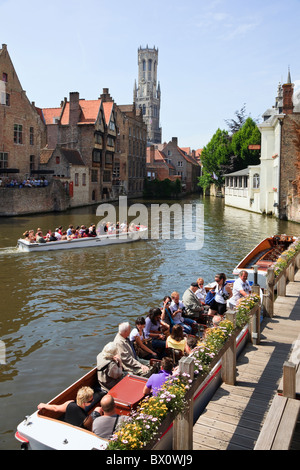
[134,45,162,144]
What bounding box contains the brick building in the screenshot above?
[279,76,300,222]
[147,137,201,193]
[0,44,46,179]
[42,89,117,203]
[116,103,147,196]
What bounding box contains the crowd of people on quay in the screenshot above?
[37,270,252,440]
[0,177,49,188]
[22,221,141,243]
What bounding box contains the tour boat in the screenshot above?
[15,325,249,450]
[232,234,296,288]
[17,227,148,252]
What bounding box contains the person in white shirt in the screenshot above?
[232,270,251,306]
[195,277,206,305]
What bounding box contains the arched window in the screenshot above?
[142,104,146,115]
[142,60,146,71]
[148,59,152,71]
[253,173,260,189]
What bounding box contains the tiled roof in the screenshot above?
[60,148,85,165]
[103,101,114,124]
[42,108,62,125]
[40,148,54,164]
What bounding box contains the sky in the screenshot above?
[1,0,300,150]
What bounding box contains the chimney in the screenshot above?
[69,92,80,125]
[149,145,155,164]
[282,69,294,115]
[172,137,178,147]
[100,88,113,103]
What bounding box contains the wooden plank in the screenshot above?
[254,395,287,450]
[272,399,300,450]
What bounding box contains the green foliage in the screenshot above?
[231,117,261,170]
[143,178,182,199]
[198,128,232,189]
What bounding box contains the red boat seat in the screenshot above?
[108,374,147,415]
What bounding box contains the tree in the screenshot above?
[198,128,232,190]
[231,117,261,170]
[224,104,247,134]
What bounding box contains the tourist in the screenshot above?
[208,273,232,317]
[144,308,169,356]
[129,316,157,359]
[35,230,46,243]
[212,314,222,327]
[143,357,173,396]
[195,278,206,305]
[182,282,204,320]
[96,342,125,391]
[54,228,62,240]
[92,395,126,439]
[37,386,102,431]
[170,291,198,335]
[166,324,189,355]
[113,322,150,376]
[231,270,251,306]
[160,296,174,330]
[67,225,73,236]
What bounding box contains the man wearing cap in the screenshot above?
[182,282,204,320]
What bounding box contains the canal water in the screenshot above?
[1,195,300,449]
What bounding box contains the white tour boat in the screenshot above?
[17,227,148,252]
[15,325,250,450]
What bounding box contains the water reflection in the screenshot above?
[1,195,300,449]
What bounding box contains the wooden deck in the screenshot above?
[193,270,300,450]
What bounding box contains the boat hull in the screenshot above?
[15,325,250,450]
[233,235,295,288]
[17,228,148,252]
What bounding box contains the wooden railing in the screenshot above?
[146,302,261,451]
[264,247,300,317]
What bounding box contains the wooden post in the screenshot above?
[226,308,236,328]
[221,336,236,385]
[250,304,261,345]
[283,361,296,399]
[288,260,295,282]
[173,356,194,450]
[277,273,286,297]
[264,267,275,317]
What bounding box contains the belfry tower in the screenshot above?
[134,45,162,144]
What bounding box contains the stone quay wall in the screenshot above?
[0,180,70,216]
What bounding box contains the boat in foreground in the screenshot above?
[15,325,249,450]
[17,227,148,252]
[233,234,296,288]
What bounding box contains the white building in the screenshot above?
[225,75,294,216]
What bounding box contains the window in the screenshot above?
[56,156,60,164]
[0,92,10,106]
[0,152,8,169]
[178,161,183,167]
[142,104,146,115]
[2,73,8,82]
[14,124,23,144]
[75,173,79,186]
[105,154,113,165]
[91,170,98,182]
[253,173,260,189]
[95,133,102,145]
[93,150,101,163]
[103,170,111,183]
[109,120,115,131]
[148,59,152,71]
[82,173,86,186]
[107,137,114,147]
[30,127,34,145]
